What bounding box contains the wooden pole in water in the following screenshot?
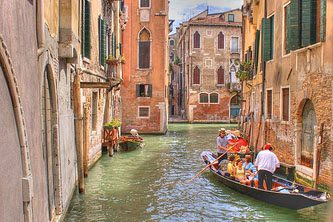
[74,72,85,193]
[83,104,89,177]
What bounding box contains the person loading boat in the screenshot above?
[254,143,280,190]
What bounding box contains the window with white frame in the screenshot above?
[210,93,219,104]
[138,106,150,118]
[231,37,239,53]
[199,93,209,103]
[138,28,150,69]
[228,14,234,22]
[140,0,149,8]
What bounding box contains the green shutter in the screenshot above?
[148,85,152,97]
[285,4,291,53]
[262,18,271,62]
[101,20,106,66]
[83,0,91,59]
[254,30,260,72]
[119,43,122,55]
[98,16,101,64]
[301,0,317,47]
[113,34,117,58]
[270,15,274,59]
[136,85,140,97]
[289,0,300,50]
[320,0,326,41]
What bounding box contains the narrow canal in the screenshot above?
[64,124,331,222]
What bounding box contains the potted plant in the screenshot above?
[104,119,122,129]
[106,55,118,66]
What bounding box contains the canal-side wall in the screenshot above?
[242,0,333,188]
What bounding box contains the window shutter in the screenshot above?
[218,32,224,49]
[148,84,152,97]
[194,32,200,48]
[83,0,91,59]
[101,20,106,66]
[119,43,122,55]
[254,30,260,72]
[193,67,200,84]
[285,4,291,53]
[139,41,150,68]
[301,0,317,47]
[262,18,271,62]
[217,67,224,84]
[98,17,101,64]
[113,34,117,58]
[320,0,326,41]
[289,0,300,50]
[136,85,140,97]
[282,88,289,121]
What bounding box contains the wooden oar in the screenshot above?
[185,144,238,184]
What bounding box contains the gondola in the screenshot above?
[118,136,144,151]
[200,151,329,210]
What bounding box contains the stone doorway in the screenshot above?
[301,100,316,168]
[41,67,56,220]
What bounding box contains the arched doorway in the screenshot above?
[41,65,59,219]
[301,100,316,168]
[0,36,32,221]
[230,94,241,121]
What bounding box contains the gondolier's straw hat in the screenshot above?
[219,128,226,133]
[130,129,139,136]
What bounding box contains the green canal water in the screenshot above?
[64,124,331,222]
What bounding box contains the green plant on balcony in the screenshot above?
[106,55,118,65]
[174,56,181,65]
[104,119,122,129]
[236,61,253,81]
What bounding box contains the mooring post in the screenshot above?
[73,72,84,193]
[83,104,89,178]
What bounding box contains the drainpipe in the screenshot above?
[36,0,45,56]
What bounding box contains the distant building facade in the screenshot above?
[241,0,332,189]
[121,0,169,134]
[174,9,242,123]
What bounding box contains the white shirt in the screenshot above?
[254,150,280,174]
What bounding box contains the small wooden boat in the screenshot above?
[200,151,329,210]
[118,136,144,151]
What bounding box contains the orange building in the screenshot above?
[121,0,169,134]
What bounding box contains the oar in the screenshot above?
[184,144,238,184]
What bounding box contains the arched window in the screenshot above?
[138,28,150,69]
[217,66,225,85]
[210,93,219,104]
[218,32,224,49]
[199,93,209,103]
[193,66,200,84]
[169,39,175,46]
[193,31,200,48]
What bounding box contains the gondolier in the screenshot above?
[216,128,229,162]
[254,143,280,190]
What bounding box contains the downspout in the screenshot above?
[37,0,45,56]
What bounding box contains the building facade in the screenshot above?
[0,0,124,221]
[241,0,333,189]
[121,0,169,134]
[174,9,243,123]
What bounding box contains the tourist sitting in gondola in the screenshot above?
[233,159,251,186]
[227,130,250,155]
[226,154,236,177]
[243,155,258,187]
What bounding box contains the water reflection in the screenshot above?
[64,124,331,222]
